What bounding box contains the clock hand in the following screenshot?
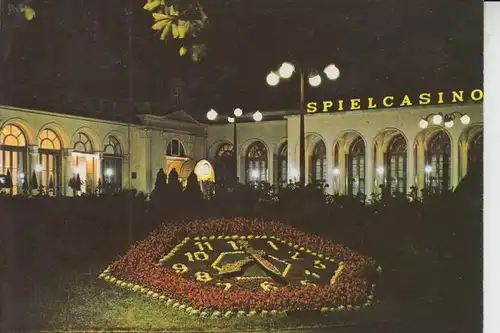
[218,257,253,276]
[237,240,289,285]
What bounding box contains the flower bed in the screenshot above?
[99,218,379,318]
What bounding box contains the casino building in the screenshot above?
[0,101,483,198]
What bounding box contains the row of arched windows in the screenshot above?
[213,130,483,195]
[0,124,124,194]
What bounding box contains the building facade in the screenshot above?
[0,102,483,197]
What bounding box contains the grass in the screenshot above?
[17,267,394,332]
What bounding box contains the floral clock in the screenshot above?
[98,218,380,318]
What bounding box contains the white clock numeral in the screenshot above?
[194,241,213,251]
[305,270,320,279]
[226,240,241,250]
[216,282,232,291]
[195,271,212,282]
[171,263,188,273]
[185,251,209,262]
[260,281,279,291]
[313,260,326,269]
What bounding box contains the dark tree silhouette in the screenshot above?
[167,168,182,194]
[30,169,37,193]
[150,168,168,202]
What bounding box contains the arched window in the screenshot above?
[214,143,235,186]
[245,141,267,183]
[73,132,94,193]
[166,139,186,157]
[73,132,93,153]
[0,124,27,194]
[348,137,365,196]
[310,140,326,186]
[102,136,122,193]
[385,134,407,195]
[468,131,483,174]
[38,129,62,195]
[426,131,451,193]
[277,142,288,186]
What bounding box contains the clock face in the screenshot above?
[159,235,343,292]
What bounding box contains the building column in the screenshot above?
[451,137,460,189]
[28,145,39,192]
[460,140,468,180]
[140,129,152,193]
[122,153,131,190]
[287,137,300,184]
[407,138,416,193]
[416,140,426,193]
[365,138,375,200]
[95,151,103,192]
[326,140,334,195]
[63,148,74,196]
[374,142,385,193]
[338,140,347,195]
[267,149,274,185]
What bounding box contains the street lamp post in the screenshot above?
[207,108,263,186]
[267,62,339,188]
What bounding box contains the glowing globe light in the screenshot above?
[419,119,429,129]
[432,114,443,125]
[444,120,454,128]
[228,117,235,123]
[266,72,280,86]
[424,165,433,173]
[35,164,43,172]
[105,168,113,177]
[207,109,218,121]
[278,62,295,79]
[308,74,322,87]
[253,110,263,122]
[251,169,259,178]
[333,167,340,175]
[376,166,384,175]
[460,114,471,125]
[324,64,340,80]
[233,108,243,117]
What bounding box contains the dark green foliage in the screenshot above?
[30,170,38,190]
[167,168,182,194]
[5,169,13,188]
[150,168,168,202]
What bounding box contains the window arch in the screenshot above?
[277,142,288,186]
[73,132,93,153]
[39,129,62,150]
[1,124,26,147]
[310,140,326,186]
[0,124,28,194]
[385,134,407,195]
[38,129,63,195]
[468,131,483,174]
[348,137,365,196]
[245,141,267,183]
[102,136,123,193]
[425,131,451,193]
[166,139,186,157]
[214,143,235,186]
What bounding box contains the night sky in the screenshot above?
[3,0,483,120]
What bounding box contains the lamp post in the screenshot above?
[267,62,340,188]
[207,108,263,185]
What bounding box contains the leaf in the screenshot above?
[152,19,169,30]
[172,23,179,39]
[152,12,169,20]
[168,5,179,16]
[179,47,187,56]
[20,5,36,20]
[160,22,172,40]
[144,0,161,11]
[177,20,188,39]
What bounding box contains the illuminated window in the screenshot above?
[73,132,93,153]
[245,141,267,183]
[425,131,451,193]
[0,124,27,194]
[214,143,234,186]
[38,129,62,195]
[277,142,288,186]
[385,134,407,195]
[310,140,326,187]
[348,137,365,196]
[102,136,122,193]
[166,139,186,157]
